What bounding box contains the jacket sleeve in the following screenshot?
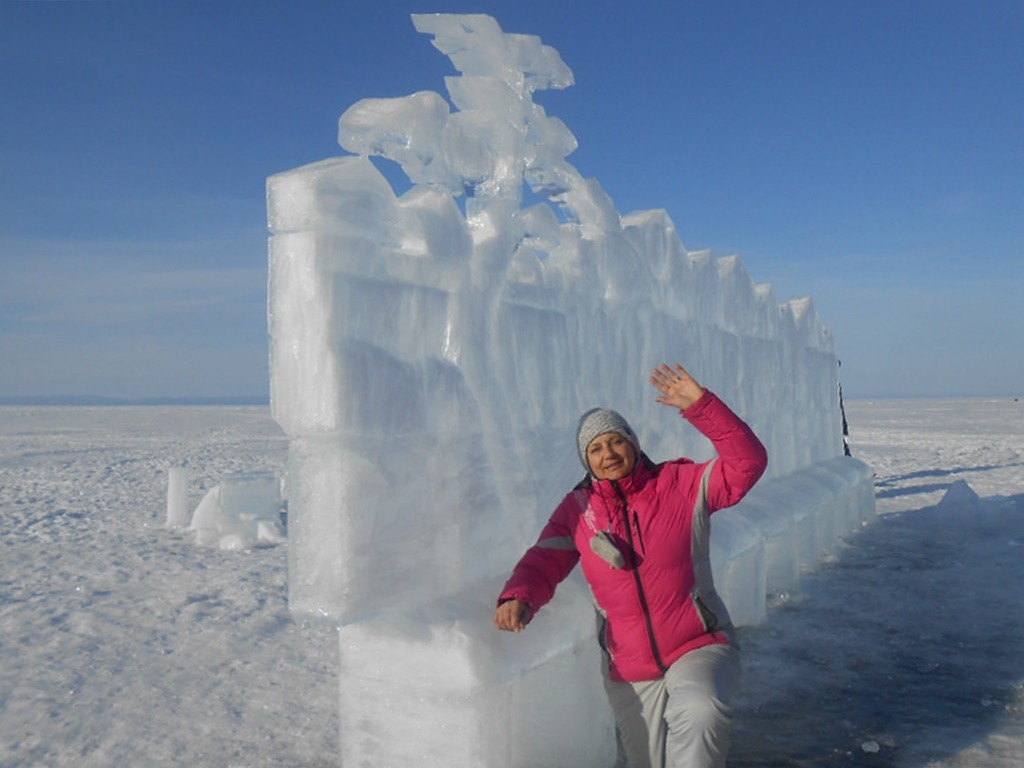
[682,390,768,513]
[497,495,581,613]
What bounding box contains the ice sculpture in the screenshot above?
[267,13,874,767]
[189,472,285,550]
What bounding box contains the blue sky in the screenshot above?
[1,1,1021,400]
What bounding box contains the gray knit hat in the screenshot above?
[576,408,641,472]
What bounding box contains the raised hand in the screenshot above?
[650,363,706,410]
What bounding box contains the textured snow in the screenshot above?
[1,398,1022,766]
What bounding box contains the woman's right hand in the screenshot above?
[493,598,532,632]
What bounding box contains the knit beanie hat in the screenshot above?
[576,408,641,472]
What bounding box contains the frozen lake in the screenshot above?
[1,398,1021,767]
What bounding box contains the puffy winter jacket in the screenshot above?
[498,392,768,682]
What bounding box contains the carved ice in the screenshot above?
[267,13,875,767]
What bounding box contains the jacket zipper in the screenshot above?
[612,481,667,675]
[692,595,719,633]
[633,511,645,555]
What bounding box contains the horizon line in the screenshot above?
[0,394,1018,407]
[0,395,270,407]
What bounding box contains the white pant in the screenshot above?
[603,644,741,768]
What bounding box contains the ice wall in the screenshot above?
[267,13,874,768]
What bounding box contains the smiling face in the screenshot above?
[586,432,637,481]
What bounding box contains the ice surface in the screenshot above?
[1,401,1021,766]
[721,456,876,611]
[189,472,285,550]
[338,577,614,768]
[266,12,873,767]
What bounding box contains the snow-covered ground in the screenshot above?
[731,398,1024,768]
[1,398,1021,767]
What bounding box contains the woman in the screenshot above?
[493,363,768,768]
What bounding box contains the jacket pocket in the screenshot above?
[594,611,613,666]
[692,594,719,633]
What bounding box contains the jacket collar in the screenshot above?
[589,454,655,497]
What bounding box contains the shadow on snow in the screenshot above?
[728,493,1024,767]
[875,463,1024,500]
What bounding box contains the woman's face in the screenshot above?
[586,432,636,481]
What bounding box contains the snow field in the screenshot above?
[1,399,1021,766]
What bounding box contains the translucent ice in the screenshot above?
[267,12,876,767]
[338,578,614,768]
[189,472,284,550]
[165,467,190,528]
[411,14,574,93]
[338,91,451,188]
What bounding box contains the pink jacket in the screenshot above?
[498,392,768,682]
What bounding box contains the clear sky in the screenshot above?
[1,0,1021,401]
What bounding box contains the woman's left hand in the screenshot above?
[650,363,706,410]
